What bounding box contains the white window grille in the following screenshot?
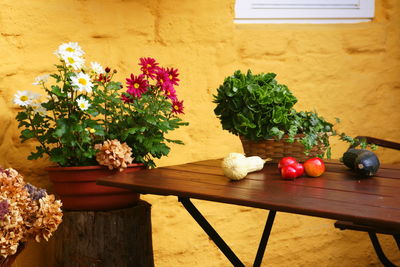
[235,0,375,24]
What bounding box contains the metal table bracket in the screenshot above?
[368,232,399,267]
[178,197,276,267]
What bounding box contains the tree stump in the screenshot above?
[48,200,154,267]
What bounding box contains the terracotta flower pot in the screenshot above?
[47,163,145,211]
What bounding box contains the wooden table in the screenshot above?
[97,160,400,266]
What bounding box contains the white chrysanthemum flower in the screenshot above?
[32,103,47,116]
[29,91,42,101]
[70,72,93,93]
[33,74,50,85]
[61,53,85,71]
[76,97,90,111]
[46,95,59,102]
[55,42,84,57]
[90,62,104,74]
[14,91,35,107]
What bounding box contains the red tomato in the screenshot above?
[280,165,298,179]
[292,162,304,177]
[278,157,297,169]
[304,158,325,177]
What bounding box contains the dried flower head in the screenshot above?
[0,200,9,221]
[0,167,62,258]
[95,139,133,171]
[24,184,46,201]
[28,195,63,242]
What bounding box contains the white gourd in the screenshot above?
[226,152,246,160]
[244,156,265,172]
[221,153,270,181]
[221,157,248,180]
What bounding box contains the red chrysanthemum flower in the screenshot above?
[139,57,159,79]
[126,74,148,98]
[121,93,133,103]
[166,67,180,86]
[171,100,184,114]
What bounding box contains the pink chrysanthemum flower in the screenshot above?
[139,57,159,79]
[121,93,133,103]
[171,100,184,114]
[155,67,170,86]
[155,68,177,100]
[126,74,148,98]
[163,82,177,100]
[166,67,180,86]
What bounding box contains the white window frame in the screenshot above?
[235,0,375,24]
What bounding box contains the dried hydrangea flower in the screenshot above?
[94,139,133,171]
[0,200,9,221]
[28,194,63,242]
[24,183,46,201]
[0,167,62,258]
[0,169,30,257]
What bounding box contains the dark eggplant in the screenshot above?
[354,151,380,177]
[342,148,380,177]
[342,148,366,169]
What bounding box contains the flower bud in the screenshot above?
[105,67,111,73]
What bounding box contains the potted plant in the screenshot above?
[13,42,188,210]
[0,167,62,266]
[213,70,337,162]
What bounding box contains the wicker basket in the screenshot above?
[239,135,326,163]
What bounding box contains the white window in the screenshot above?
[235,0,375,24]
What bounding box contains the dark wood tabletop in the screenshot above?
[97,160,400,230]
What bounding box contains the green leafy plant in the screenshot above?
[289,111,336,158]
[338,134,377,150]
[213,70,297,140]
[14,42,188,168]
[213,70,371,158]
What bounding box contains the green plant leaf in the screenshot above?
[32,113,44,125]
[247,84,259,94]
[270,127,284,139]
[51,85,63,97]
[21,129,35,139]
[50,74,61,83]
[16,112,28,121]
[54,119,67,137]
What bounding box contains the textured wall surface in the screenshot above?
[1,0,399,266]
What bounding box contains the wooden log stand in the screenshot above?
[48,200,154,267]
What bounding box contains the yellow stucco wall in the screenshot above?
[1,0,399,266]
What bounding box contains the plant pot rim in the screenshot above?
[46,163,144,172]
